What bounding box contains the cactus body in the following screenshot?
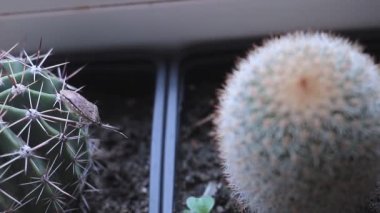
[0,49,92,212]
[216,33,380,213]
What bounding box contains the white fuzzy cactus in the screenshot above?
[215,32,380,213]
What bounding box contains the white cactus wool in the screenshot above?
[216,32,380,213]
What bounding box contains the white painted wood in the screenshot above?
[0,0,177,14]
[0,0,379,53]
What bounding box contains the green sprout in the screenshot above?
[184,195,215,213]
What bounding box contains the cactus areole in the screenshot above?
[216,33,380,213]
[0,47,93,212]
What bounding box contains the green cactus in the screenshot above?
[216,32,380,213]
[0,47,93,212]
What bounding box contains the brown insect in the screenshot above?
[60,89,127,139]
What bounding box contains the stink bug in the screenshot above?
[60,89,127,138]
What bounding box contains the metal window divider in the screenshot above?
[162,59,182,213]
[149,59,168,213]
[148,58,183,213]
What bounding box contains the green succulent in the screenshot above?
[184,195,214,213]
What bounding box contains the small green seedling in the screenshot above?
[184,195,215,213]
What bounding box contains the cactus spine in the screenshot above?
[216,33,380,213]
[0,47,92,212]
